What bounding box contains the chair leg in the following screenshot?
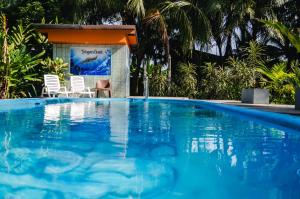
[41,87,45,98]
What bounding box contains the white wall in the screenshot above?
[53,44,130,98]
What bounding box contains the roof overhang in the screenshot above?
[34,24,138,48]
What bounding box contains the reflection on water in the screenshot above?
[0,100,300,198]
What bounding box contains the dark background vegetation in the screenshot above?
[0,0,299,103]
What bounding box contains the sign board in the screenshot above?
[70,47,112,75]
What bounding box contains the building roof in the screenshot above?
[34,24,138,47]
[35,24,136,31]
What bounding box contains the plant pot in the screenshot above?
[241,88,270,104]
[296,87,300,110]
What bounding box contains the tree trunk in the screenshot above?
[0,14,9,99]
[216,37,223,64]
[0,79,8,99]
[143,58,149,98]
[133,57,142,95]
[225,34,232,58]
[166,39,172,94]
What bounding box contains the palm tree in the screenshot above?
[143,0,210,92]
[263,20,300,53]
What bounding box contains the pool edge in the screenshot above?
[1,98,300,132]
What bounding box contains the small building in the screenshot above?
[36,24,137,98]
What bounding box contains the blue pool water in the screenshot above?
[0,99,300,198]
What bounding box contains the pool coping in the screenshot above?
[1,98,300,132]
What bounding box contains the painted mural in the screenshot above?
[70,47,112,75]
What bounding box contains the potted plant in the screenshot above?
[240,41,270,104]
[241,67,270,104]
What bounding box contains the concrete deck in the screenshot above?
[202,100,300,116]
[130,96,300,116]
[129,96,189,100]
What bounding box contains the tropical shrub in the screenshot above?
[41,57,69,83]
[0,15,45,98]
[199,58,256,100]
[148,64,168,96]
[175,62,198,99]
[0,15,68,99]
[257,61,299,104]
[226,57,256,98]
[199,62,228,99]
[199,41,264,100]
[0,47,44,98]
[292,61,300,88]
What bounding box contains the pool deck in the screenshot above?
[130,97,300,116]
[200,100,300,116]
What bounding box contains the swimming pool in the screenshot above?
[0,98,300,198]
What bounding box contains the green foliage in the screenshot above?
[127,0,145,18]
[199,62,225,99]
[199,58,256,100]
[9,24,34,47]
[0,15,45,98]
[262,20,300,53]
[175,62,198,98]
[257,62,296,104]
[198,41,263,100]
[292,61,300,88]
[0,14,69,99]
[0,47,44,98]
[0,1,299,99]
[17,1,45,24]
[148,64,168,96]
[243,41,265,69]
[41,57,69,83]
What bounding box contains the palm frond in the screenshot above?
[127,0,145,18]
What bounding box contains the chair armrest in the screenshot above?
[86,87,92,92]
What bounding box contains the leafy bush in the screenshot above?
[0,15,45,98]
[199,58,256,100]
[0,15,68,98]
[175,62,198,98]
[0,47,44,98]
[41,57,69,83]
[257,62,298,104]
[292,61,300,88]
[199,41,264,100]
[148,64,168,96]
[199,62,223,99]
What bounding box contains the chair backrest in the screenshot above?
[44,74,60,92]
[96,80,110,89]
[71,76,85,92]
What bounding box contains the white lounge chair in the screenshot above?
[41,74,71,97]
[70,76,95,98]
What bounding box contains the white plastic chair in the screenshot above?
[70,76,94,98]
[41,74,71,97]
